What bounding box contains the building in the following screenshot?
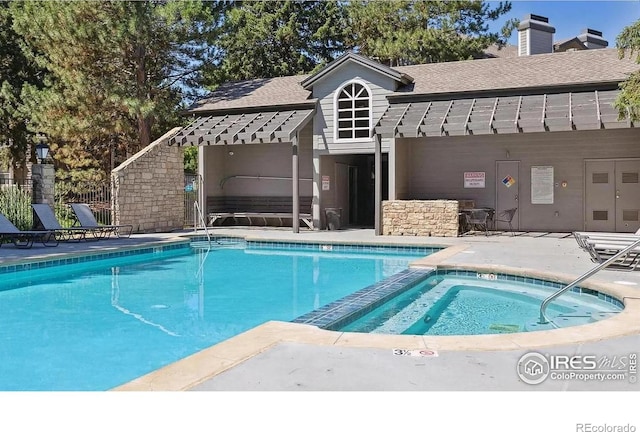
[168,14,639,235]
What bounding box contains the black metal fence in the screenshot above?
[0,178,111,230]
[55,182,112,227]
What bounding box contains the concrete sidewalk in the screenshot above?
[191,335,639,391]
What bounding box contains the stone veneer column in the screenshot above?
[382,199,460,237]
[31,164,55,205]
[111,127,185,233]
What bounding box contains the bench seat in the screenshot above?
[207,196,313,229]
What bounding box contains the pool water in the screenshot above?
[0,242,428,390]
[340,275,623,336]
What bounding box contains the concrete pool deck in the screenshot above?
[2,227,639,390]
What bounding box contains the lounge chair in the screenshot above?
[0,213,58,248]
[70,203,133,239]
[31,203,101,241]
[573,230,640,270]
[573,230,640,251]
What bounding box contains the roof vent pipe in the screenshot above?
[517,14,556,56]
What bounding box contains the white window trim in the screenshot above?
[333,79,373,142]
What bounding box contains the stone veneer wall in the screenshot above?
[112,127,184,233]
[382,200,459,237]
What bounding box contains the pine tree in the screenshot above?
[345,0,515,66]
[616,20,640,121]
[0,3,43,177]
[209,0,346,84]
[10,0,224,182]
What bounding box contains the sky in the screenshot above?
[489,0,640,46]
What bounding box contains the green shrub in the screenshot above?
[0,186,33,230]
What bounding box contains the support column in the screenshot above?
[292,134,300,233]
[31,164,55,206]
[374,134,382,236]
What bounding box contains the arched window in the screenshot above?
[334,81,372,141]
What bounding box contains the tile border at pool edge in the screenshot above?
[0,236,191,272]
[0,234,442,273]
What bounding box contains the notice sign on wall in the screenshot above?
[322,175,330,191]
[531,166,554,204]
[464,171,485,188]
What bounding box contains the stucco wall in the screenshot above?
[382,200,459,237]
[398,128,640,232]
[112,128,185,233]
[204,123,314,198]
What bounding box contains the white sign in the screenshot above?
[531,166,554,204]
[322,175,330,191]
[464,171,485,188]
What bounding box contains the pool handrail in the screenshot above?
[193,200,212,246]
[539,237,640,325]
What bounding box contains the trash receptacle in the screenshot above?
[324,208,342,230]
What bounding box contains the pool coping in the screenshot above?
[112,242,640,391]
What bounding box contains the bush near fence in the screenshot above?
[0,184,32,230]
[0,180,110,230]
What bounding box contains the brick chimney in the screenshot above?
[518,14,556,56]
[578,28,608,49]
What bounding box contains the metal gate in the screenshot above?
[184,174,202,227]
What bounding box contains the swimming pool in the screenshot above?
[336,272,624,335]
[0,239,435,390]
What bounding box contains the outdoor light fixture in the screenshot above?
[35,141,50,163]
[228,150,234,156]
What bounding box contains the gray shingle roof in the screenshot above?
[188,48,638,113]
[393,48,637,97]
[188,74,313,113]
[481,44,518,59]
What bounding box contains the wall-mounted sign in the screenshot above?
[464,171,485,188]
[322,175,330,191]
[531,166,554,204]
[502,175,516,188]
